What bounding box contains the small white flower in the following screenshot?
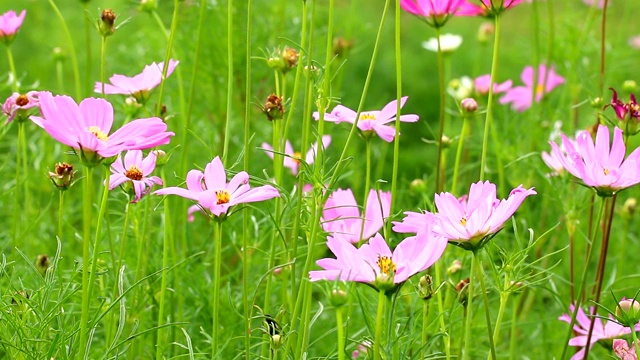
[422,34,463,53]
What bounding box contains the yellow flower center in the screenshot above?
[215,190,230,205]
[359,113,377,121]
[292,151,302,164]
[376,255,396,275]
[603,168,609,176]
[88,126,109,141]
[125,165,143,181]
[460,217,467,226]
[535,84,545,96]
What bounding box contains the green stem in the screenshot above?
[6,46,18,92]
[434,27,446,193]
[100,36,107,97]
[479,15,501,181]
[153,0,181,116]
[387,0,402,236]
[508,296,517,359]
[58,191,64,242]
[222,0,234,163]
[451,117,470,194]
[78,166,94,358]
[462,254,475,360]
[491,293,509,350]
[359,140,372,241]
[632,329,640,358]
[12,122,24,249]
[211,220,223,359]
[421,300,429,359]
[474,251,496,360]
[156,168,173,360]
[107,201,132,343]
[84,3,92,97]
[374,290,386,360]
[56,60,65,94]
[435,259,450,359]
[47,0,81,100]
[336,307,346,360]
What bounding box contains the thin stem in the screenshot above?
[58,191,64,241]
[84,3,92,96]
[388,0,402,235]
[434,27,446,193]
[6,46,18,92]
[100,36,107,97]
[598,0,609,97]
[421,300,429,359]
[336,307,346,360]
[47,0,81,100]
[12,122,24,249]
[359,140,372,241]
[78,166,94,359]
[463,254,475,360]
[156,168,173,360]
[632,329,640,358]
[106,200,132,343]
[154,0,181,116]
[211,220,223,359]
[374,290,386,360]
[222,0,234,164]
[508,296,517,359]
[435,260,451,359]
[451,117,470,194]
[490,290,510,358]
[479,15,501,181]
[474,251,497,360]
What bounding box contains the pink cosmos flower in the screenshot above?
[309,231,447,291]
[0,10,26,45]
[550,125,640,196]
[36,92,173,163]
[559,304,640,360]
[400,0,477,27]
[583,0,609,8]
[474,74,512,95]
[322,188,391,244]
[459,0,524,16]
[94,60,179,102]
[607,88,640,122]
[499,64,565,112]
[154,156,280,218]
[109,150,163,203]
[2,91,39,123]
[394,181,536,249]
[313,97,419,142]
[613,339,638,360]
[261,135,331,176]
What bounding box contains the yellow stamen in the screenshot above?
[460,217,467,226]
[535,84,545,96]
[215,190,230,205]
[292,151,302,164]
[603,168,609,176]
[359,113,377,121]
[88,126,109,141]
[125,165,143,181]
[376,255,396,275]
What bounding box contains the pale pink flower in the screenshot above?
[629,35,640,50]
[542,134,578,176]
[36,92,174,164]
[474,74,512,95]
[322,188,391,244]
[313,97,419,142]
[94,60,179,102]
[309,231,447,291]
[499,64,565,111]
[550,125,640,195]
[155,156,280,218]
[2,91,39,123]
[109,150,163,203]
[613,339,638,360]
[583,0,609,8]
[400,0,477,27]
[559,304,640,360]
[261,135,331,176]
[0,10,26,45]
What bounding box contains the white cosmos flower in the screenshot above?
[422,34,463,53]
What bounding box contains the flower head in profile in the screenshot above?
[499,64,565,112]
[3,91,39,123]
[313,97,419,142]
[94,59,179,102]
[322,188,391,244]
[606,88,640,134]
[262,135,331,176]
[309,231,448,293]
[422,34,463,53]
[459,0,525,17]
[549,125,640,196]
[559,304,640,360]
[395,181,536,250]
[400,0,477,28]
[613,339,638,360]
[154,156,280,219]
[474,74,512,96]
[109,150,163,203]
[0,10,26,45]
[36,91,174,166]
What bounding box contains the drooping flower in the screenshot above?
[459,0,525,17]
[559,304,640,360]
[606,88,640,134]
[261,135,331,176]
[400,0,477,28]
[313,97,419,142]
[474,74,512,96]
[94,59,179,102]
[422,34,463,53]
[154,156,280,218]
[309,231,448,292]
[613,339,638,360]
[36,91,174,165]
[322,188,391,244]
[394,181,536,250]
[0,10,26,45]
[499,64,565,111]
[2,91,39,123]
[549,125,640,196]
[109,150,163,203]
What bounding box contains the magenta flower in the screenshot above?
[400,0,476,27]
[109,150,163,203]
[322,188,391,244]
[37,91,174,164]
[261,135,331,176]
[0,10,26,45]
[459,0,524,16]
[499,64,565,112]
[309,231,447,292]
[94,59,179,102]
[474,74,512,96]
[607,88,640,134]
[313,97,419,142]
[155,156,280,218]
[2,91,39,123]
[559,304,640,360]
[613,339,638,360]
[550,125,640,196]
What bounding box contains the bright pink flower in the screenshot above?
[94,60,179,102]
[313,97,419,142]
[607,88,640,122]
[459,0,524,16]
[613,339,638,360]
[400,0,476,27]
[559,304,640,360]
[550,125,640,196]
[474,74,512,95]
[109,150,163,203]
[37,92,173,164]
[261,135,331,176]
[309,231,447,291]
[155,156,280,218]
[0,10,26,45]
[2,91,39,123]
[322,188,391,244]
[499,64,565,112]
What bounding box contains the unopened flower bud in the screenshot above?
[152,150,168,167]
[623,80,638,93]
[263,94,284,121]
[49,162,75,191]
[590,97,603,108]
[123,96,142,117]
[330,289,348,308]
[271,334,284,350]
[282,48,299,72]
[52,47,66,62]
[409,178,427,195]
[622,198,637,218]
[418,275,434,300]
[160,104,168,121]
[99,9,117,37]
[616,298,640,326]
[139,0,158,13]
[455,278,470,306]
[478,22,495,43]
[441,135,452,148]
[461,98,478,114]
[509,280,525,292]
[447,259,462,275]
[333,37,353,58]
[36,255,51,276]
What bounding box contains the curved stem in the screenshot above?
[479,15,501,181]
[47,0,81,100]
[434,27,445,193]
[374,290,386,360]
[78,166,94,359]
[631,329,640,358]
[474,251,496,360]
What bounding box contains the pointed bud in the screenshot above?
[52,47,66,62]
[447,259,462,275]
[455,278,470,306]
